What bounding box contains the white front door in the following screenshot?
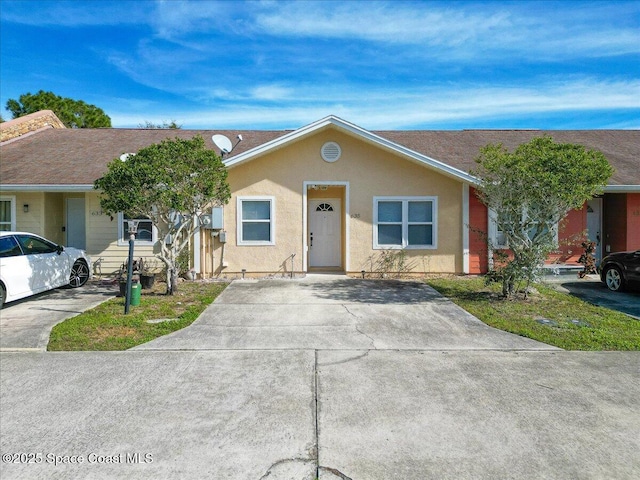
[587,198,602,262]
[66,198,86,250]
[309,199,341,267]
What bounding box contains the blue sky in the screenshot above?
[1,0,639,130]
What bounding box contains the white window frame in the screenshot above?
[117,213,157,246]
[0,196,17,231]
[488,208,558,249]
[237,196,276,246]
[373,196,438,249]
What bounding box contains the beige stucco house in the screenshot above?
[1,114,638,278]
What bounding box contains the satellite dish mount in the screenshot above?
[212,134,242,158]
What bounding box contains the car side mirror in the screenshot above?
[56,245,64,255]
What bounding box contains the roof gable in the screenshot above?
[223,115,478,184]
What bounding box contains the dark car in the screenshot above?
[599,250,640,292]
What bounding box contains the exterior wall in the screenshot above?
[85,192,156,276]
[604,193,628,254]
[13,192,45,234]
[468,187,488,274]
[549,206,587,265]
[44,192,64,244]
[214,128,464,275]
[626,193,640,250]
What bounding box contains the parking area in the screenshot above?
[546,274,640,319]
[0,281,117,351]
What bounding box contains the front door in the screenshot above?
[309,198,341,267]
[66,198,86,250]
[587,198,602,262]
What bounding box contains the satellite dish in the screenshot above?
[120,153,135,162]
[212,134,233,155]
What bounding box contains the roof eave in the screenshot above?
[603,185,640,193]
[0,184,95,192]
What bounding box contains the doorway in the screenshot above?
[66,197,86,250]
[309,198,341,267]
[586,198,602,263]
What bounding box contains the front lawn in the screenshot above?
[426,277,640,350]
[48,281,227,351]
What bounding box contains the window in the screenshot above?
[16,234,58,254]
[237,196,275,245]
[0,236,22,257]
[0,196,16,232]
[374,197,437,249]
[489,208,558,249]
[117,213,156,246]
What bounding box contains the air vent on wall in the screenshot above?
[321,142,341,162]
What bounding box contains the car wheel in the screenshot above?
[0,284,5,310]
[604,266,624,292]
[69,260,89,288]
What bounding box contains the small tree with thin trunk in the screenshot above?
[472,136,613,297]
[94,136,230,294]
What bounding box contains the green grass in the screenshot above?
[48,282,227,351]
[426,277,640,350]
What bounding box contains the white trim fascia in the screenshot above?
[224,115,478,185]
[603,185,640,193]
[462,184,470,274]
[0,184,94,192]
[303,181,350,272]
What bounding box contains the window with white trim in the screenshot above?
[237,196,275,245]
[489,208,558,249]
[117,213,156,246]
[0,196,16,232]
[374,197,437,249]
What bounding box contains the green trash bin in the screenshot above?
[130,282,141,307]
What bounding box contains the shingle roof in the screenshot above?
[1,124,638,187]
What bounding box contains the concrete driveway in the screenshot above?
[548,275,640,319]
[135,276,555,351]
[0,281,117,351]
[2,275,639,479]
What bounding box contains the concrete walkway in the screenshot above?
[1,276,639,479]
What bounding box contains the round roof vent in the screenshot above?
[321,142,341,162]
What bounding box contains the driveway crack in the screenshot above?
[343,304,377,349]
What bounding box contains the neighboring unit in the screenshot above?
[1,114,638,278]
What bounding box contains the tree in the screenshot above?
[6,90,111,128]
[138,120,182,129]
[472,136,613,297]
[94,136,230,294]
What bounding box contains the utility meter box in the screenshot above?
[201,207,224,230]
[211,206,224,229]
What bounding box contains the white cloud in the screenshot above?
[108,77,640,130]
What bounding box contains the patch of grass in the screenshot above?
[48,282,227,351]
[426,277,640,350]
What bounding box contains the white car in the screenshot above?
[0,232,91,308]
